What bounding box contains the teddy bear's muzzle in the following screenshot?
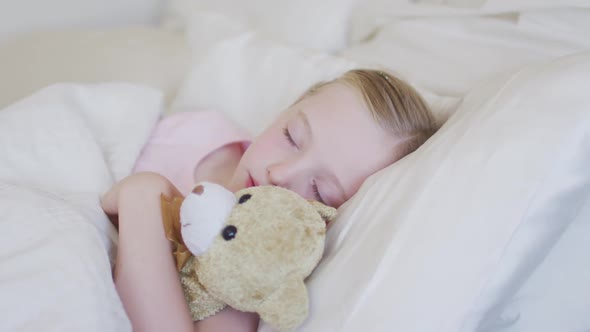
[179,182,237,256]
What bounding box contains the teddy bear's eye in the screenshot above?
[238,194,252,204]
[222,225,237,241]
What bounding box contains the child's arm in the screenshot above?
[102,172,194,331]
[102,172,259,332]
[193,307,259,331]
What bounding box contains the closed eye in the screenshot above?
[283,127,297,148]
[312,180,326,205]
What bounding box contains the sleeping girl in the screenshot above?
[101,69,438,331]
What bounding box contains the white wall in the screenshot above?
[0,0,165,43]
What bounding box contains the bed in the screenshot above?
[0,1,589,331]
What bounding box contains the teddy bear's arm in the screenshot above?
[307,200,338,225]
[257,273,310,332]
[160,194,192,271]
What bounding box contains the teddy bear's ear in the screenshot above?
[307,200,338,225]
[257,273,309,331]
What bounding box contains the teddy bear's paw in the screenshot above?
[181,261,227,321]
[257,273,309,331]
[188,298,226,322]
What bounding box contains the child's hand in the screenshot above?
[101,172,179,227]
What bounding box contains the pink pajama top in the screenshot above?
[132,111,252,194]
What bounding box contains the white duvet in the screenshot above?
[0,83,162,331]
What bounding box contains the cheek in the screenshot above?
[239,111,292,169]
[238,130,279,169]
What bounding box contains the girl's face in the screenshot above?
[229,83,403,208]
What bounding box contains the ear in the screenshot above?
[257,273,309,331]
[307,200,338,225]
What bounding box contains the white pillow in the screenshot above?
[170,13,358,135]
[170,11,457,134]
[343,8,590,97]
[259,53,590,331]
[475,200,590,332]
[349,0,590,43]
[161,0,359,51]
[0,27,189,109]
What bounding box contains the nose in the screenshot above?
[267,162,291,187]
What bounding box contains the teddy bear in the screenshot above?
[160,182,337,331]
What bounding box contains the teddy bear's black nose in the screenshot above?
[222,225,237,240]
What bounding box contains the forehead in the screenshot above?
[296,83,401,199]
[300,83,366,115]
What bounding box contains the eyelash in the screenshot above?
[283,127,297,147]
[312,181,326,205]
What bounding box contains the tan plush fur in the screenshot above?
[161,185,336,331]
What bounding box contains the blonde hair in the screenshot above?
[296,69,437,161]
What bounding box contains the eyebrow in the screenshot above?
[297,109,347,206]
[297,109,313,140]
